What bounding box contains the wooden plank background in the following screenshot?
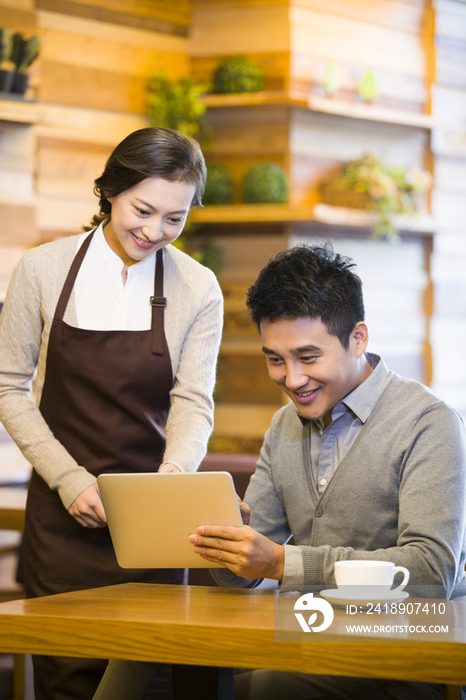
[36,0,191,33]
[1,0,466,444]
[430,0,466,416]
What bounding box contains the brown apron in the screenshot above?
[21,231,184,700]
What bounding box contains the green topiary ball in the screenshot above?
[213,55,264,94]
[203,164,234,205]
[242,163,288,204]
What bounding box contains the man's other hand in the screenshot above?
[188,524,284,581]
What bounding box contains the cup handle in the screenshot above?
[391,566,410,593]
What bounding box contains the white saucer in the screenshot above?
[320,588,409,609]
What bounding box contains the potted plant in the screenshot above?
[213,55,264,94]
[242,162,288,204]
[171,220,223,274]
[320,152,431,239]
[10,32,40,95]
[0,28,13,92]
[147,74,209,138]
[203,164,234,205]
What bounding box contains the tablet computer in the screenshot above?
[97,471,243,569]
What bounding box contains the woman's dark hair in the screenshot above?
[246,244,365,349]
[84,127,206,231]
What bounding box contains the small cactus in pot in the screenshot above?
[0,28,13,92]
[10,32,40,95]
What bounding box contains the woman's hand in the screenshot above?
[68,483,107,528]
[158,463,181,473]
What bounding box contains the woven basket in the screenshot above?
[320,182,370,210]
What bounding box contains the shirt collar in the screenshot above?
[297,352,391,426]
[94,220,158,277]
[339,353,390,423]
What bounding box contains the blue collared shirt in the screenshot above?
[309,352,391,494]
[282,352,392,586]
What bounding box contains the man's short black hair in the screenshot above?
[246,244,365,349]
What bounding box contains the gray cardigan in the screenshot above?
[214,370,466,599]
[0,235,223,508]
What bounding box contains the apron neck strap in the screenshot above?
[150,249,166,355]
[54,232,167,357]
[54,231,95,322]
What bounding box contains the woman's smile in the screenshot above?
[104,177,196,267]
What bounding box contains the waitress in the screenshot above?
[0,127,223,700]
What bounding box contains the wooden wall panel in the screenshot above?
[39,62,150,113]
[30,8,190,240]
[0,5,36,33]
[291,6,425,76]
[432,190,466,226]
[291,53,427,110]
[0,205,36,245]
[38,11,189,78]
[290,1,427,111]
[190,4,290,55]
[205,105,289,201]
[0,115,36,298]
[435,0,466,41]
[436,37,466,89]
[37,136,112,202]
[52,0,191,25]
[434,156,466,194]
[293,0,424,33]
[37,11,189,111]
[194,0,288,8]
[290,110,429,165]
[430,0,466,416]
[211,227,287,446]
[211,404,281,455]
[1,0,33,9]
[206,106,290,154]
[35,105,148,146]
[216,355,282,404]
[432,84,466,122]
[36,195,98,236]
[36,0,190,32]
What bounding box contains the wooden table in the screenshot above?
[0,487,27,531]
[0,583,465,699]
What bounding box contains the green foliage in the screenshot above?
[171,222,223,274]
[147,75,208,137]
[242,162,288,204]
[213,55,264,94]
[333,152,431,239]
[10,33,39,73]
[0,28,12,65]
[358,69,378,102]
[203,164,234,205]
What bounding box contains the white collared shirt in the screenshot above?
[74,223,157,331]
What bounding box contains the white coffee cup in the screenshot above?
[334,560,410,597]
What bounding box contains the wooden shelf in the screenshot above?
[190,203,435,235]
[202,91,436,130]
[191,202,315,224]
[0,95,38,124]
[313,204,435,234]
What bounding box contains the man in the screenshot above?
[94,244,466,700]
[188,244,466,700]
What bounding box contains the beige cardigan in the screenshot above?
[0,235,223,509]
